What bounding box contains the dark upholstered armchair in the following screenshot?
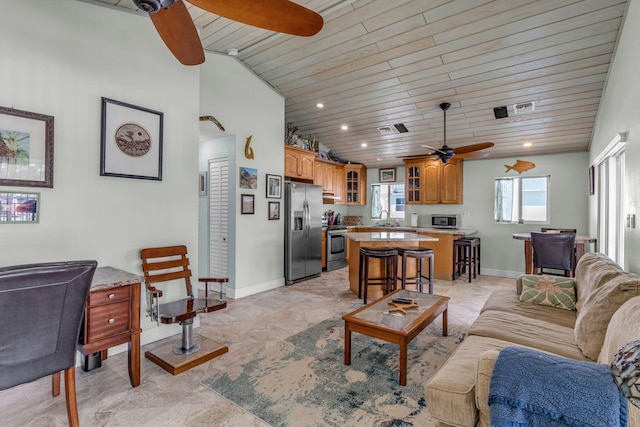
[0,260,97,427]
[531,232,576,277]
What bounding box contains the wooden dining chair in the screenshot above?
[540,227,577,233]
[0,260,97,427]
[140,245,228,375]
[531,232,576,277]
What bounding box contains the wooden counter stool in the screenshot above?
[453,238,480,282]
[359,247,398,304]
[397,247,435,294]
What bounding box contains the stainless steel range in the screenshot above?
[326,225,347,271]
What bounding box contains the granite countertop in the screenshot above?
[91,266,142,291]
[345,232,439,242]
[347,226,477,235]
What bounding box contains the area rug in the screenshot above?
[202,316,466,426]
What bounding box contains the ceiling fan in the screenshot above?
[132,0,324,65]
[402,103,494,163]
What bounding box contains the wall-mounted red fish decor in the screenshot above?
[505,160,535,174]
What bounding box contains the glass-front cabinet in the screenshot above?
[404,160,422,204]
[344,164,366,205]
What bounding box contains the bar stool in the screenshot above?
[359,247,398,304]
[453,238,481,282]
[397,247,434,294]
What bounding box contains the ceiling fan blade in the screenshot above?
[149,0,205,65]
[188,0,324,36]
[399,153,437,160]
[420,144,446,155]
[452,142,494,154]
[456,152,490,159]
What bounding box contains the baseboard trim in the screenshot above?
[480,268,524,279]
[228,277,285,299]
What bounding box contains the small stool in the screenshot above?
[397,248,434,294]
[359,247,398,304]
[453,238,480,282]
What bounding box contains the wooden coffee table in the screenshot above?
[343,289,450,386]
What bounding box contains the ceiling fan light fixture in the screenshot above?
[133,0,174,13]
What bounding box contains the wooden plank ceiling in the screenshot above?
[87,0,628,167]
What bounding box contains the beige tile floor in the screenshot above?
[0,267,513,426]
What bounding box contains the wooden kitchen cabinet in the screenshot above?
[314,158,338,193]
[284,145,315,181]
[403,158,463,204]
[440,159,463,204]
[344,164,366,205]
[333,163,345,204]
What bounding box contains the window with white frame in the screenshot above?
[494,175,550,224]
[594,132,626,267]
[371,183,405,220]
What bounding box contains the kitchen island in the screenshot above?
[348,227,477,281]
[345,231,439,300]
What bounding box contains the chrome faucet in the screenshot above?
[379,210,389,226]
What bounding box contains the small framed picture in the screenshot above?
[266,174,282,198]
[239,167,258,189]
[199,171,207,196]
[241,194,255,214]
[379,167,396,182]
[268,201,280,220]
[0,191,40,224]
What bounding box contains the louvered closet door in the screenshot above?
[209,158,229,278]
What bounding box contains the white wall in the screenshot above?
[589,0,640,273]
[199,53,286,298]
[0,0,201,343]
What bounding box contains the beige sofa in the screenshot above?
[426,252,640,426]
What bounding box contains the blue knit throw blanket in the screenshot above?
[488,346,627,427]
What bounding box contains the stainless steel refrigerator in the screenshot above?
[285,181,322,285]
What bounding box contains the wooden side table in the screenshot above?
[77,267,142,387]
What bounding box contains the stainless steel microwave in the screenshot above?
[431,214,460,229]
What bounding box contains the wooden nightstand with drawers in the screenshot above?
[77,267,142,387]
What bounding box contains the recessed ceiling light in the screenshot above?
[341,125,348,130]
[317,103,324,108]
[376,157,383,161]
[227,48,238,56]
[361,143,367,147]
[523,142,532,147]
